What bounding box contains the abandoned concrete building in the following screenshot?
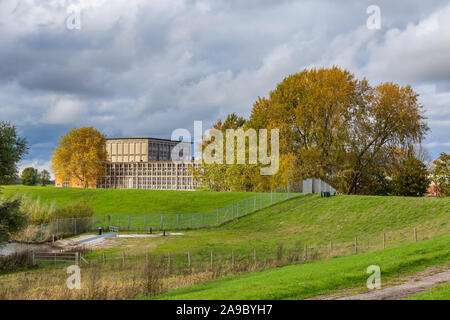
[55,137,199,190]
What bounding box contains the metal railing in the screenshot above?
[32,178,335,240]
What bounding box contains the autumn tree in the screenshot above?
[432,152,449,196]
[195,113,258,191]
[51,127,108,188]
[198,67,429,194]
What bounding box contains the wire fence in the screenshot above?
[70,225,450,273]
[28,178,335,241]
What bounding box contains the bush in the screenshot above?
[391,156,430,196]
[0,199,28,243]
[0,250,34,274]
[13,195,57,225]
[55,201,94,220]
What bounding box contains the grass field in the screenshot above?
[407,282,450,300]
[85,194,450,269]
[1,192,449,300]
[146,235,450,300]
[0,185,253,215]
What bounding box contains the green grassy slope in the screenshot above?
[143,194,449,257]
[147,235,450,300]
[0,185,253,215]
[407,282,450,300]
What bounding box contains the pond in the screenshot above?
[0,242,54,256]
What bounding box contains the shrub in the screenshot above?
[54,200,94,219]
[16,195,57,225]
[0,199,28,243]
[0,250,35,274]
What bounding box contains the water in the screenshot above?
[0,242,53,256]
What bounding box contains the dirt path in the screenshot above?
[309,265,450,300]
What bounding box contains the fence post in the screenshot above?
[355,237,358,254]
[288,184,290,200]
[210,251,213,270]
[103,252,106,265]
[75,252,79,266]
[232,250,235,266]
[122,252,125,267]
[383,233,386,249]
[414,228,417,242]
[168,252,171,269]
[74,218,77,235]
[304,245,308,261]
[160,215,163,230]
[253,248,257,265]
[188,251,191,267]
[216,209,219,225]
[40,224,43,241]
[144,215,147,231]
[31,251,35,266]
[329,241,333,254]
[231,203,234,219]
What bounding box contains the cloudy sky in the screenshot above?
[1,0,449,175]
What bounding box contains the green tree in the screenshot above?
[391,156,430,196]
[39,170,51,186]
[21,167,39,186]
[0,200,28,243]
[432,152,449,196]
[0,121,28,185]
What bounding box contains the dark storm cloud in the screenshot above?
[0,0,449,174]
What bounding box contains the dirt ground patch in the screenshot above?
[308,264,450,300]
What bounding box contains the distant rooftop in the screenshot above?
[106,137,190,143]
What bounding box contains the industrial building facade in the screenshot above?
[56,137,199,190]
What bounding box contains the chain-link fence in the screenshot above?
[32,178,335,240]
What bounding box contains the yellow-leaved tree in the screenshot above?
[51,127,108,188]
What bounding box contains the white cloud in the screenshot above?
[0,0,449,165]
[365,5,450,83]
[42,98,87,124]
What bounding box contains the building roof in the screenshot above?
[106,137,190,143]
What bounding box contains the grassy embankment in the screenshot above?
[0,185,253,215]
[84,194,450,264]
[407,282,450,300]
[1,194,449,299]
[147,235,450,300]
